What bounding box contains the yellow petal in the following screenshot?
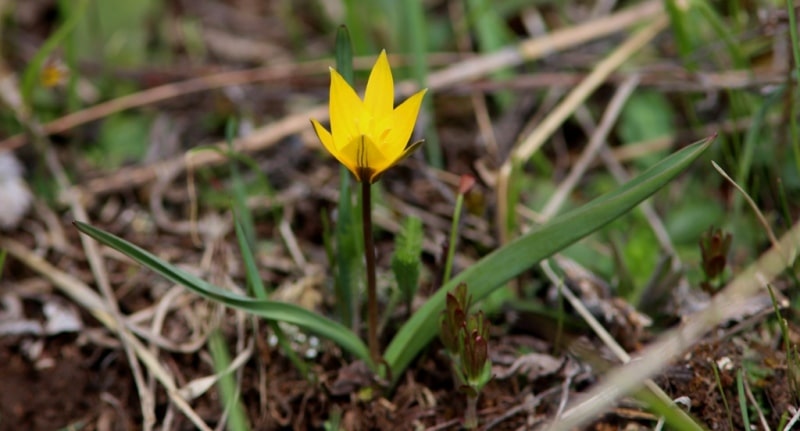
[366,144,393,180]
[311,119,358,177]
[339,135,394,182]
[312,51,427,183]
[368,139,425,183]
[329,67,363,152]
[310,118,335,156]
[384,88,427,156]
[364,50,394,121]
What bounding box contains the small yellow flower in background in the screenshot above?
[40,59,69,88]
[311,50,428,183]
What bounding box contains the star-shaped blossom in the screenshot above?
[311,50,427,183]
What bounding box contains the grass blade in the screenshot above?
[208,330,250,431]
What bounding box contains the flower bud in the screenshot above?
[699,226,732,280]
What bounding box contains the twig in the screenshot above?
[569,104,680,271]
[541,261,631,362]
[540,74,640,219]
[419,0,663,92]
[279,206,309,270]
[546,219,800,431]
[741,370,770,431]
[4,62,160,426]
[449,69,786,93]
[76,105,326,196]
[541,258,695,425]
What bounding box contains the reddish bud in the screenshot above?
[459,175,476,195]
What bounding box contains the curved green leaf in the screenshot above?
[385,137,714,381]
[74,221,373,368]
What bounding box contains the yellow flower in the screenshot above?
[311,50,428,183]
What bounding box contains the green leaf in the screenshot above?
[384,137,713,381]
[634,387,706,431]
[332,27,359,327]
[335,26,354,86]
[73,221,373,369]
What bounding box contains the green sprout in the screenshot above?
[439,283,491,428]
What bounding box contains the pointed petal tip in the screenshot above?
[310,118,333,147]
[364,49,394,118]
[413,87,429,98]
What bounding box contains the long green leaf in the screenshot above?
[74,221,373,369]
[385,137,714,381]
[333,26,358,327]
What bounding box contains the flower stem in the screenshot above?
[464,393,479,429]
[443,175,474,284]
[442,192,464,284]
[361,180,379,363]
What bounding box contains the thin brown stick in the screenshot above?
[540,74,640,219]
[0,54,462,152]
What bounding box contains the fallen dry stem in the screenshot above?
[7,63,159,425]
[418,0,663,92]
[540,75,640,219]
[0,54,461,152]
[546,219,800,431]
